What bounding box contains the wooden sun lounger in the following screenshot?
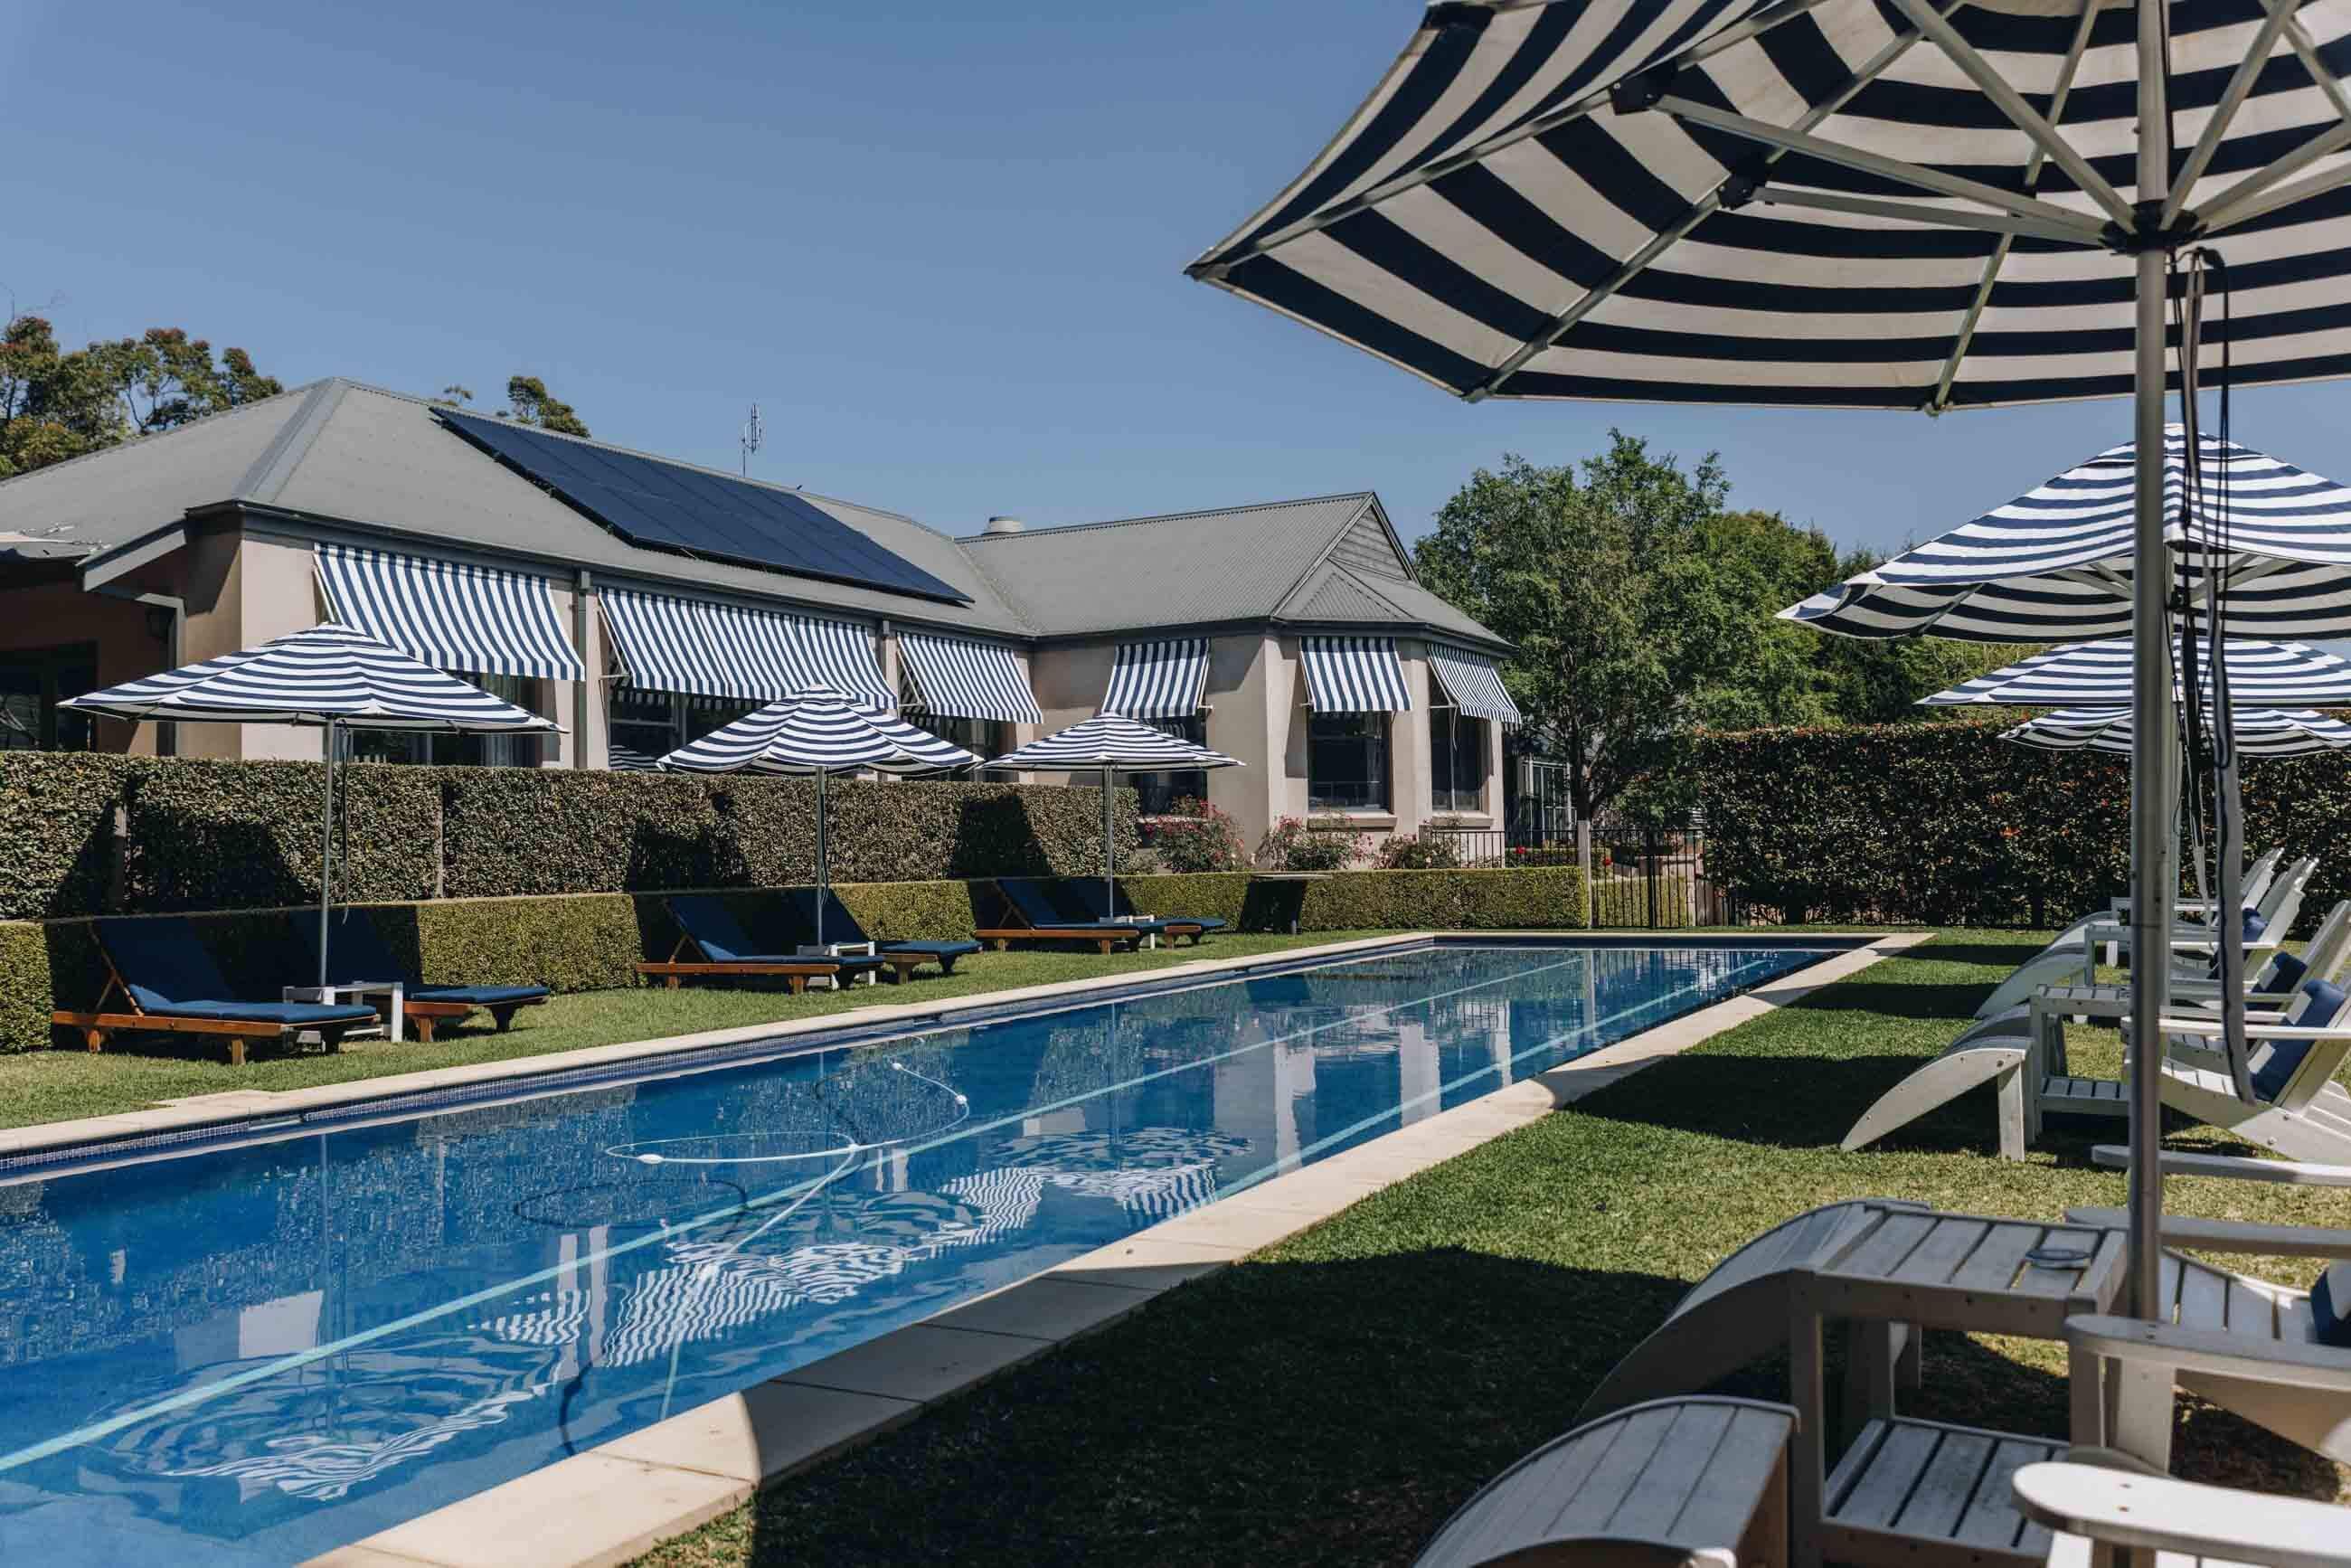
[52,924,376,1067]
[636,935,876,994]
[974,879,1162,954]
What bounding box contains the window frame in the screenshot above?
[0,641,99,753]
[1306,710,1392,813]
[1429,706,1489,816]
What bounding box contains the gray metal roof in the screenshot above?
[961,493,1506,649]
[0,377,1509,651]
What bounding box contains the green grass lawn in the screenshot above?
[634,930,2351,1568]
[1,931,1384,1131]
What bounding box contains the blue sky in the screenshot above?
[6,0,2346,557]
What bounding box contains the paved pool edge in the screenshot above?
[307,931,1931,1568]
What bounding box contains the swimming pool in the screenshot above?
[0,939,1829,1563]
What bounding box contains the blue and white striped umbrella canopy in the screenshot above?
[1921,638,2351,709]
[1185,2,2351,411]
[660,688,978,775]
[2005,706,2351,759]
[1786,431,2351,643]
[984,713,1243,775]
[61,623,558,731]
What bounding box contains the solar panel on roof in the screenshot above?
[434,410,972,605]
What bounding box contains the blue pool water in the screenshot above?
[0,940,1825,1563]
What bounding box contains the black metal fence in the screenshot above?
[1422,810,1746,929]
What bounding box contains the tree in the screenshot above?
[0,314,280,479]
[500,374,589,437]
[1414,433,1765,819]
[1414,437,2038,822]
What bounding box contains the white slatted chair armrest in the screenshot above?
[2064,1315,2351,1393]
[2141,1016,2351,1041]
[2087,1146,2351,1186]
[2012,1461,2351,1568]
[2061,1205,2351,1258]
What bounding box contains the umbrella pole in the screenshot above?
[2125,0,2174,1333]
[1103,765,1115,914]
[318,719,336,989]
[816,769,828,949]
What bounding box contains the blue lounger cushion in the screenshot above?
[138,998,382,1025]
[2249,977,2349,1101]
[2315,1262,2351,1347]
[96,916,377,1026]
[413,985,552,1006]
[996,880,1146,932]
[669,895,883,971]
[304,912,552,1005]
[779,889,982,964]
[1054,878,1224,933]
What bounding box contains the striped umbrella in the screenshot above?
[1920,638,2351,708]
[2005,706,2351,758]
[660,689,978,946]
[985,714,1243,912]
[61,623,557,987]
[1185,0,2351,1311]
[1785,431,2351,643]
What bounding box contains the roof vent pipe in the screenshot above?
[983,515,1024,535]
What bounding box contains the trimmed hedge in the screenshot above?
[0,754,1137,918]
[1692,720,2337,926]
[130,760,442,912]
[0,753,144,920]
[0,865,1593,1052]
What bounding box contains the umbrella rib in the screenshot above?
[2161,0,2302,227]
[2205,156,2351,235]
[1930,0,2103,412]
[1187,0,1845,277]
[1887,0,2133,227]
[1656,97,2112,236]
[1757,186,2101,246]
[1473,2,1958,401]
[2197,118,2351,231]
[2279,5,2351,131]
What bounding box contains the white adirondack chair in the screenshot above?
[1842,902,2351,1160]
[2015,1458,2351,1568]
[2057,1209,2351,1462]
[1974,857,2314,1021]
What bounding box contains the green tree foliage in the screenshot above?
[500,374,590,437]
[1414,435,2035,817]
[0,315,282,479]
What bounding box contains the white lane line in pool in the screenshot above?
[0,949,1590,1475]
[1216,951,1797,1197]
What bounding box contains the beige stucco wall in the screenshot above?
[0,581,172,755]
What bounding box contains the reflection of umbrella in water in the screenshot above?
[91,1330,559,1503]
[961,1128,1252,1223]
[478,1188,996,1371]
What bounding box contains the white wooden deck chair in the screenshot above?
[1577,1201,1923,1422]
[2014,1456,2351,1568]
[2059,1208,2351,1462]
[1413,1397,1798,1568]
[1843,904,2351,1160]
[1975,857,2314,1021]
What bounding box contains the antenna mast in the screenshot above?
[740,401,764,477]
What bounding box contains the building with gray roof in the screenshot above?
[0,379,1517,851]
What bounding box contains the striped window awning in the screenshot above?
[1300,636,1410,713]
[314,543,584,681]
[900,632,1042,723]
[600,587,892,708]
[1427,647,1521,725]
[1101,638,1208,718]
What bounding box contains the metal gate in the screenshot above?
[1585,810,1723,929]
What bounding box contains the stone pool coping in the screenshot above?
[296,930,1929,1568]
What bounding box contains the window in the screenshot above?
[0,643,98,752]
[1308,712,1389,811]
[601,689,756,770]
[902,683,1015,780]
[1129,714,1208,816]
[1429,710,1488,814]
[351,673,546,768]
